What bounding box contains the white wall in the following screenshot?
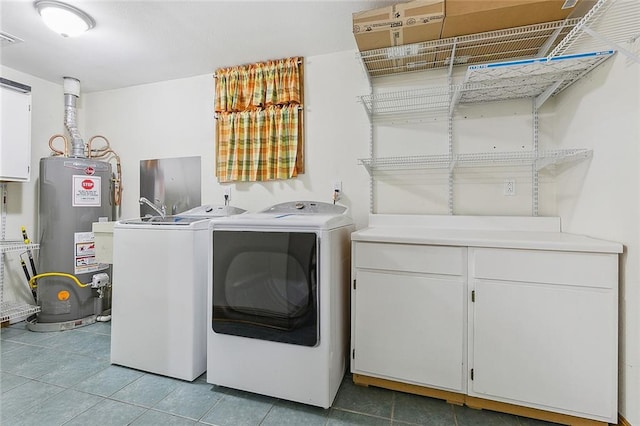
[82,50,373,229]
[554,52,640,425]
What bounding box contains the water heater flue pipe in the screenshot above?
[63,77,85,158]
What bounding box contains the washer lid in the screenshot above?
[115,216,212,229]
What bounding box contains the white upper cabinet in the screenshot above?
[1,79,32,182]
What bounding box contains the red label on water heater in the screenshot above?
[81,179,94,190]
[85,166,95,175]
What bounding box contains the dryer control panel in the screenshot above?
[261,201,346,215]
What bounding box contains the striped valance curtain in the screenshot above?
[215,57,304,182]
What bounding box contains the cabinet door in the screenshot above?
[0,86,31,182]
[470,279,617,421]
[352,269,466,392]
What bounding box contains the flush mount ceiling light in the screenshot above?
[34,0,95,37]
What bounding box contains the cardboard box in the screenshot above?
[353,0,445,51]
[441,0,587,39]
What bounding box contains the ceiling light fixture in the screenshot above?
[34,0,95,37]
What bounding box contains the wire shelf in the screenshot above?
[357,19,582,78]
[1,300,40,324]
[550,0,639,61]
[359,50,614,121]
[359,154,453,173]
[457,50,615,104]
[1,240,39,254]
[359,86,453,121]
[358,149,592,175]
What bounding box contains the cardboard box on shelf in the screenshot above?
[353,0,445,51]
[441,0,589,39]
[362,50,441,77]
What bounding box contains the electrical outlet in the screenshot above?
[332,180,342,203]
[504,179,516,196]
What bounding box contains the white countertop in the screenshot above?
[352,215,623,254]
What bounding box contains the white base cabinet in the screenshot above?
[351,218,620,425]
[468,248,618,423]
[352,243,467,393]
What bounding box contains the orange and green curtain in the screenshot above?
[215,57,304,182]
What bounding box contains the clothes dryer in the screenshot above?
[207,201,354,407]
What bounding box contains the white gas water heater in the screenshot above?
[28,77,121,332]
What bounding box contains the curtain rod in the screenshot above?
[214,58,303,78]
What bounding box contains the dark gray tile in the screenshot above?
[261,399,329,426]
[110,373,180,407]
[199,393,274,426]
[74,364,145,397]
[37,352,110,387]
[78,321,111,335]
[63,398,146,425]
[131,409,197,425]
[1,322,29,336]
[328,409,392,425]
[45,329,111,360]
[0,338,29,354]
[194,371,207,383]
[0,326,28,340]
[393,392,456,425]
[3,388,101,426]
[153,380,224,420]
[0,345,67,379]
[454,405,520,426]
[1,328,57,345]
[332,378,394,418]
[0,371,30,393]
[0,380,65,419]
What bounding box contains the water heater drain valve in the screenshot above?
[91,273,110,289]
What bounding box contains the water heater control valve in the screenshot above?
[91,273,110,289]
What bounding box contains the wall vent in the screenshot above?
[0,31,24,46]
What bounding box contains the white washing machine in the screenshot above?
[207,201,354,408]
[111,205,245,381]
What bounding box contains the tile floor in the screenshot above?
[1,320,558,426]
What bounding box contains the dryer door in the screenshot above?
[212,230,319,347]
